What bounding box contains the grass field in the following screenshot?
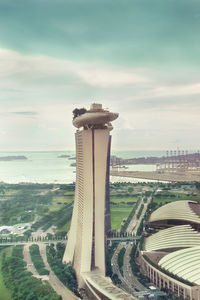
[153,191,200,205]
[0,247,12,300]
[110,205,134,230]
[110,197,137,204]
[49,196,73,212]
[153,197,186,205]
[63,191,75,196]
[109,185,142,231]
[0,189,18,196]
[56,220,71,233]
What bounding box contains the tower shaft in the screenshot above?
[63,128,111,286]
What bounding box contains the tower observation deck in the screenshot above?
[63,103,118,287]
[72,103,118,129]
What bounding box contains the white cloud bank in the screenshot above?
[0,48,200,150]
[0,48,150,89]
[1,48,200,95]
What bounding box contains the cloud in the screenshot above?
[11,111,38,116]
[137,83,200,100]
[0,48,151,90]
[0,0,199,152]
[1,47,200,106]
[76,67,150,88]
[0,48,199,151]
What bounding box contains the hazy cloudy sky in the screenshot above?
[0,0,199,151]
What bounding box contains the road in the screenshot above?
[122,243,147,292]
[111,192,154,296]
[0,237,142,247]
[108,236,140,241]
[0,239,66,247]
[126,196,152,235]
[132,196,152,236]
[111,243,137,295]
[122,195,153,292]
[126,197,143,234]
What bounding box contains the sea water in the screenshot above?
[0,150,165,184]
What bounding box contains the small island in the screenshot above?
[0,156,28,161]
[70,163,76,167]
[68,157,76,160]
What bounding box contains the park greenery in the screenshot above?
[110,182,143,231]
[137,218,144,236]
[0,183,75,236]
[136,203,144,219]
[46,243,80,297]
[29,244,49,275]
[2,245,61,300]
[105,242,118,277]
[129,243,150,287]
[0,247,12,300]
[117,247,126,276]
[1,181,198,237]
[31,202,73,234]
[105,241,122,286]
[112,273,122,285]
[105,242,124,285]
[0,181,200,298]
[0,181,147,238]
[129,244,140,274]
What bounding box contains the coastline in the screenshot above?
[110,170,200,182]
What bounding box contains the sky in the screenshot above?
[0,0,200,151]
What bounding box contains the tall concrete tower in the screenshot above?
[63,103,118,287]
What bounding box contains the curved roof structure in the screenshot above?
[73,103,118,128]
[148,200,200,225]
[145,225,200,251]
[158,246,200,285]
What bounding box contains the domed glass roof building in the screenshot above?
[139,201,200,300]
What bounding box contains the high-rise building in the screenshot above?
[63,103,118,287]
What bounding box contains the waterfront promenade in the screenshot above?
[111,170,200,182]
